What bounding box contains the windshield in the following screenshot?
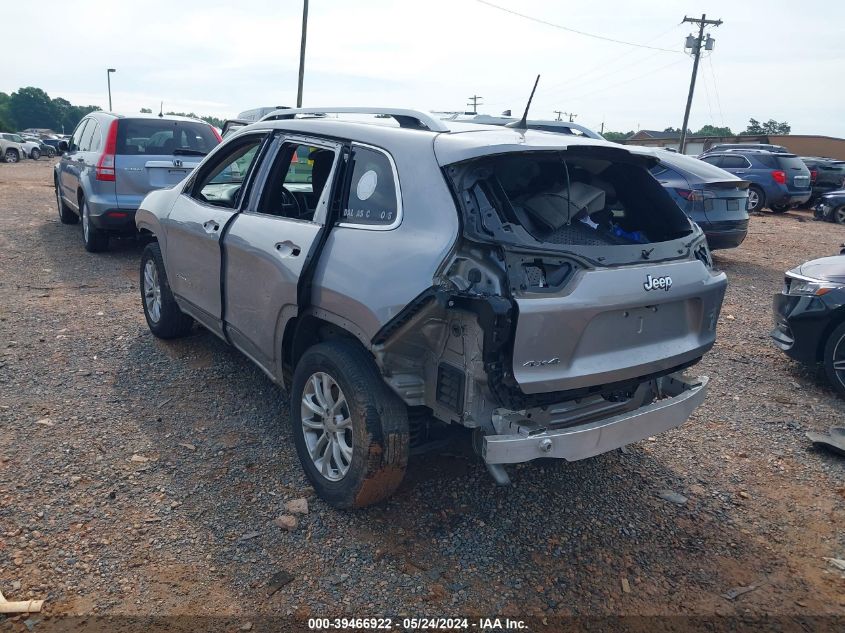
[116,119,219,156]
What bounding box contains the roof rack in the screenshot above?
[259,107,450,132]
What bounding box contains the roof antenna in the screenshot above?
[506,74,540,130]
[158,101,163,118]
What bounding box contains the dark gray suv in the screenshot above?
[54,112,221,252]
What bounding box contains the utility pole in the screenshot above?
[106,68,116,111]
[296,0,309,108]
[467,95,483,114]
[678,13,722,153]
[600,121,605,135]
[554,110,564,121]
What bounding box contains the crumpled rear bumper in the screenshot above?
[482,372,707,464]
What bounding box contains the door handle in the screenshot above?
[202,220,220,233]
[275,241,301,257]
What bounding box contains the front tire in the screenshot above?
[823,322,845,399]
[747,186,765,213]
[140,242,193,339]
[834,206,845,225]
[291,340,409,509]
[4,149,19,163]
[30,148,41,160]
[55,179,78,224]
[81,199,109,252]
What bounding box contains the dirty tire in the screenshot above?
[81,199,109,253]
[291,340,409,509]
[4,149,19,164]
[823,321,845,399]
[55,178,78,225]
[140,242,193,339]
[747,186,765,213]
[30,148,41,160]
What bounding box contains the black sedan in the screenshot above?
[772,254,845,397]
[814,189,845,224]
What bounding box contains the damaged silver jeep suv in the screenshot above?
[135,108,726,508]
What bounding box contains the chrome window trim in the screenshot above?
[336,141,403,231]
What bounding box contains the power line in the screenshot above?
[707,56,726,128]
[563,57,687,104]
[474,0,682,53]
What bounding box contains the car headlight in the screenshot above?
[787,277,843,296]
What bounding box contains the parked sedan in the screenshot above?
[801,157,845,206]
[814,189,845,224]
[0,133,41,159]
[772,254,845,398]
[649,150,749,249]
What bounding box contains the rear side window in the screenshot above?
[775,155,809,171]
[342,145,399,227]
[116,119,218,156]
[70,120,89,151]
[720,155,749,169]
[755,153,779,169]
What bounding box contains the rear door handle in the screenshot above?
[202,220,220,233]
[275,241,301,257]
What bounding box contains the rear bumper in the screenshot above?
[702,221,748,250]
[482,372,707,464]
[88,206,137,231]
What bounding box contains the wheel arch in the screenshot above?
[816,307,845,361]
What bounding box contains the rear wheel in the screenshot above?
[747,186,765,213]
[290,340,409,509]
[140,242,193,338]
[834,206,845,225]
[55,178,78,224]
[30,148,41,160]
[4,149,19,163]
[823,322,845,399]
[81,199,109,252]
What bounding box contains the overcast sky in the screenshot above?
[3,0,843,136]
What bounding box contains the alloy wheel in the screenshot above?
[300,372,353,481]
[748,189,760,211]
[836,207,845,225]
[82,203,90,241]
[143,260,162,323]
[833,334,845,390]
[6,151,17,163]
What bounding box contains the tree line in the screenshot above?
[603,118,792,142]
[0,86,226,134]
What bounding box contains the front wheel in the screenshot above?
[834,206,845,225]
[4,149,19,163]
[30,148,41,160]
[747,186,765,213]
[46,147,56,158]
[290,340,409,509]
[823,322,845,399]
[55,179,77,224]
[140,242,193,338]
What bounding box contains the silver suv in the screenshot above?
[54,112,221,252]
[135,108,727,508]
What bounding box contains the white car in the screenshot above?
[0,133,42,159]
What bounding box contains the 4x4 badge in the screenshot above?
[523,358,560,367]
[644,274,673,291]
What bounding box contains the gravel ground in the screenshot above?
[1,159,844,628]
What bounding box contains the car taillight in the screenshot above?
[810,170,818,183]
[674,188,714,201]
[771,170,787,185]
[95,119,119,182]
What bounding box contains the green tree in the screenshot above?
[602,130,635,142]
[0,92,13,131]
[8,87,56,129]
[140,107,152,113]
[743,118,764,135]
[762,119,790,134]
[694,124,733,137]
[166,111,225,128]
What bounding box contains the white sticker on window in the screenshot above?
[356,169,378,201]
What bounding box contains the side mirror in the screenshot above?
[58,141,69,152]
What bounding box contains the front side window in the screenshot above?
[341,145,399,227]
[700,155,722,167]
[191,136,264,209]
[256,141,337,222]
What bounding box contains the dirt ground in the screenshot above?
[0,159,843,631]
